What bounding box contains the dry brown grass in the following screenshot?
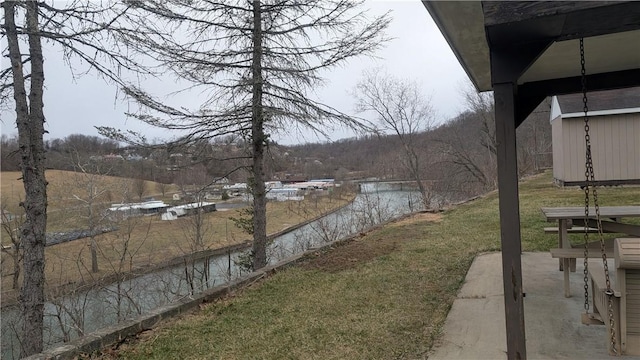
[1,170,176,215]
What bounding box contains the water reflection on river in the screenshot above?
[1,184,422,359]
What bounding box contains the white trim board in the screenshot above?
[561,107,640,119]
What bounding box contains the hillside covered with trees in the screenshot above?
[3,96,552,206]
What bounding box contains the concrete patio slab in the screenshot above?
[429,252,640,360]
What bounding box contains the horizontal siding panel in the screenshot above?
[628,272,640,287]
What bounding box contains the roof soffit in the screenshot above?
[519,30,640,85]
[422,1,491,91]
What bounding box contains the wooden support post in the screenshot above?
[494,82,527,360]
[558,219,575,296]
[558,219,566,271]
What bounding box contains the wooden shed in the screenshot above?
[550,87,640,186]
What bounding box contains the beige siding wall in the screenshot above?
[554,113,640,182]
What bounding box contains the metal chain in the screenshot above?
[580,38,617,354]
[582,35,590,312]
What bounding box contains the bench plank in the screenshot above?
[544,226,603,234]
[551,248,614,259]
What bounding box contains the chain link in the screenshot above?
[580,38,617,354]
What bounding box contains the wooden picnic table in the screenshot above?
[541,206,640,297]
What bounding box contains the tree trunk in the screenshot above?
[5,1,48,355]
[89,200,98,273]
[13,247,21,290]
[403,143,429,209]
[90,238,99,273]
[251,0,268,270]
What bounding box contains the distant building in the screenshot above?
[266,188,303,201]
[108,200,169,219]
[213,177,230,184]
[103,154,124,161]
[223,183,248,196]
[126,154,143,161]
[265,181,283,189]
[287,180,334,190]
[204,193,223,201]
[310,178,335,183]
[161,202,216,221]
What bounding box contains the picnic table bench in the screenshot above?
[541,206,640,297]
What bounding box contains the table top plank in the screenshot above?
[541,206,640,220]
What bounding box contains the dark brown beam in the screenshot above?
[514,68,640,129]
[518,68,640,99]
[490,41,552,85]
[515,93,546,128]
[484,2,640,46]
[494,81,527,360]
[556,2,640,41]
[482,1,627,26]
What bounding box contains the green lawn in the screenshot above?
[107,171,640,360]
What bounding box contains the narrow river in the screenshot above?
[1,184,422,359]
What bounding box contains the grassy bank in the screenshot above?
[96,171,639,358]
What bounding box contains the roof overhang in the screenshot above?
[423,1,640,93]
[423,2,489,91]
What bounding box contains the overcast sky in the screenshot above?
[0,1,469,146]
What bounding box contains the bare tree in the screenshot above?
[68,159,114,274]
[99,0,390,270]
[436,113,497,192]
[2,1,153,354]
[179,205,214,294]
[133,178,147,201]
[433,84,498,194]
[155,181,169,197]
[99,215,151,322]
[463,85,497,164]
[354,70,436,209]
[1,201,23,290]
[1,134,20,171]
